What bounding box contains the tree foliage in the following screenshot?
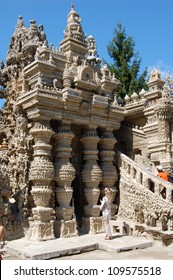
[107,23,148,99]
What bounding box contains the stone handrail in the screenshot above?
[119,152,173,204]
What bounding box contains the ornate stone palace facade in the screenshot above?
[0,5,173,242]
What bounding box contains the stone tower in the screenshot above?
[0,5,124,241]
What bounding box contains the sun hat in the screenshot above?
[157,165,163,171]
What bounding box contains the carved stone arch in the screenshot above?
[80,66,94,82]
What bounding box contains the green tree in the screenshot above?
[107,23,148,99]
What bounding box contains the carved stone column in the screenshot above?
[80,127,102,234]
[54,123,77,238]
[156,106,172,169]
[28,120,55,241]
[99,129,118,216]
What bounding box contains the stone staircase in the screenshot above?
[112,152,173,245]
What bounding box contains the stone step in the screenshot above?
[110,220,173,246]
[5,233,153,260]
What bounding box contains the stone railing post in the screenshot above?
[80,127,102,234]
[136,169,142,184]
[54,123,77,238]
[121,158,129,177]
[28,120,55,241]
[166,185,173,203]
[130,166,136,180]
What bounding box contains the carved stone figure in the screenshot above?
[160,210,168,231]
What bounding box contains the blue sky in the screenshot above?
[1,0,173,107]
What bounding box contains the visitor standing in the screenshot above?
[100,187,113,240]
[0,224,5,260]
[157,165,168,198]
[167,170,173,203]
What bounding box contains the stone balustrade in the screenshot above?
[120,153,173,204]
[117,151,173,232]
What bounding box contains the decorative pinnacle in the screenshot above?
[71,3,74,9]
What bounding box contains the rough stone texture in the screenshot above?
[0,4,173,243]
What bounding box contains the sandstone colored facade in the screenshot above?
[0,5,173,242]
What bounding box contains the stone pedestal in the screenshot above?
[82,216,103,234]
[27,207,54,241]
[28,120,55,241]
[54,219,78,238]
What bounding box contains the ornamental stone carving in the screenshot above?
[28,120,55,241]
[54,123,77,237]
[80,127,102,233]
[99,129,118,215]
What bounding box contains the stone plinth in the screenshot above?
[26,207,54,241]
[82,217,103,234]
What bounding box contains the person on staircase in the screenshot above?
[168,170,173,203]
[157,165,168,199]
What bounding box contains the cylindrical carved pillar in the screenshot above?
[156,107,172,169]
[99,129,118,216]
[80,127,102,234]
[54,123,77,238]
[28,120,55,241]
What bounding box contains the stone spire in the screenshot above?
[6,16,48,67]
[6,16,28,66]
[145,69,164,101]
[86,35,101,67]
[60,4,87,60]
[15,15,26,32]
[163,72,173,97]
[63,3,86,43]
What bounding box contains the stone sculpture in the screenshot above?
[0,4,173,243]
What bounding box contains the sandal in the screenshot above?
[105,236,112,240]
